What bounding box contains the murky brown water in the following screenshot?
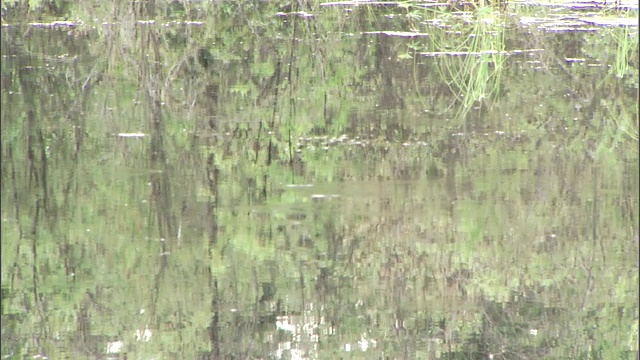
[1,1,638,359]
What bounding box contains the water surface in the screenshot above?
[1,1,638,358]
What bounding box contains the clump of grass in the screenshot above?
[610,26,639,79]
[428,6,508,122]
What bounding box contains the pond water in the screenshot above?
[1,1,638,359]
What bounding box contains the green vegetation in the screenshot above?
[1,0,637,359]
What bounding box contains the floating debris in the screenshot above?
[420,48,544,56]
[276,316,297,332]
[3,21,79,28]
[510,0,637,10]
[362,31,429,37]
[321,1,401,6]
[117,133,146,138]
[576,16,638,27]
[285,184,314,188]
[310,194,340,200]
[106,340,123,354]
[276,11,314,17]
[165,21,205,26]
[520,15,637,30]
[135,327,152,342]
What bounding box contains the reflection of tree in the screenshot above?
[441,293,558,359]
[9,64,54,359]
[1,2,636,359]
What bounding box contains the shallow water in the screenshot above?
[1,1,638,359]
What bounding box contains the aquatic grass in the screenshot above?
[424,6,508,122]
[594,26,639,150]
[2,2,638,359]
[610,25,639,79]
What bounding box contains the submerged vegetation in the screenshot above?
[1,0,638,359]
